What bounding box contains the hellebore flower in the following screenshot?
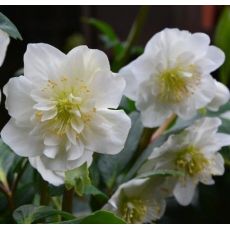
[120,28,229,127]
[1,44,131,186]
[103,177,170,223]
[139,117,230,206]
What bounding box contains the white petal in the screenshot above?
[33,101,56,111]
[66,128,77,145]
[44,134,60,146]
[207,81,230,111]
[139,104,171,128]
[189,33,210,56]
[215,133,230,147]
[1,119,43,157]
[192,75,216,109]
[0,29,10,67]
[40,148,93,171]
[173,179,197,206]
[120,55,154,101]
[4,76,34,123]
[210,153,225,176]
[90,71,125,109]
[205,46,225,72]
[24,43,65,83]
[68,149,93,168]
[82,109,131,154]
[41,109,57,121]
[43,146,59,159]
[71,119,84,133]
[64,45,110,82]
[67,139,84,160]
[199,173,215,185]
[29,156,64,186]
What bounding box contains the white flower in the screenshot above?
[139,117,230,206]
[120,28,229,128]
[103,177,169,223]
[0,29,10,102]
[1,44,131,186]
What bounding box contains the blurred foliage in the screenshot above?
[65,163,91,196]
[214,6,230,85]
[0,12,22,40]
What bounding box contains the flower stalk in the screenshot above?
[150,114,177,144]
[62,188,74,213]
[40,179,49,206]
[113,6,150,71]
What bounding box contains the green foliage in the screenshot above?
[13,204,75,224]
[137,169,184,179]
[59,210,126,224]
[97,112,144,189]
[64,163,91,196]
[0,12,22,40]
[0,138,17,186]
[83,17,123,55]
[214,7,230,85]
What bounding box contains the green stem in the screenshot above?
[123,127,155,177]
[40,178,49,206]
[62,188,74,213]
[123,114,177,182]
[112,6,150,71]
[0,183,14,211]
[11,159,29,194]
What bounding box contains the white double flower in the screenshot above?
[120,28,230,128]
[1,44,131,186]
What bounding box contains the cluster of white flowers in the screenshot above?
[1,27,230,223]
[103,29,230,223]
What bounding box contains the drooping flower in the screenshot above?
[1,44,131,186]
[120,28,229,128]
[103,177,170,223]
[139,117,230,206]
[0,29,10,102]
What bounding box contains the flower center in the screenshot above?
[34,77,96,136]
[119,195,147,224]
[157,66,200,104]
[175,146,209,176]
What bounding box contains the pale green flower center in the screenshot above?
[175,146,209,176]
[158,66,200,103]
[119,195,147,224]
[35,77,96,136]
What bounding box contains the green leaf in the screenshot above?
[137,169,184,179]
[83,17,122,56]
[97,112,143,188]
[59,210,126,224]
[119,96,136,114]
[84,18,117,42]
[13,204,75,224]
[214,7,230,85]
[64,163,91,196]
[0,138,16,186]
[84,184,108,201]
[0,12,22,40]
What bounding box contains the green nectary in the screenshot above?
[175,145,209,176]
